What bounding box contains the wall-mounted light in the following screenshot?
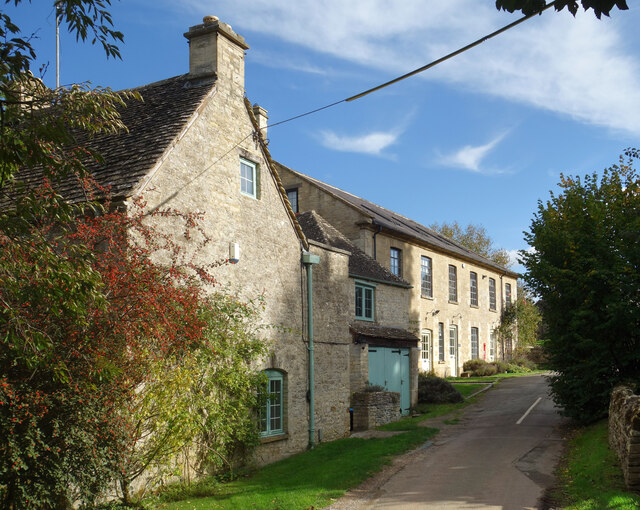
[229,242,240,264]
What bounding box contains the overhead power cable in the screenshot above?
[267,1,554,130]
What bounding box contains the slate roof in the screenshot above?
[277,162,518,278]
[297,210,411,287]
[4,74,214,207]
[350,322,419,348]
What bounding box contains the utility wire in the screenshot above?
[266,2,555,129]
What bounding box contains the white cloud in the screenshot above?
[438,132,507,173]
[178,0,640,136]
[318,130,399,156]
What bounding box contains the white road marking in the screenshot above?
[517,397,542,425]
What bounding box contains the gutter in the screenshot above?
[372,220,382,260]
[302,250,320,449]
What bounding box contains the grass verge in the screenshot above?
[156,421,440,509]
[451,383,488,398]
[550,420,640,509]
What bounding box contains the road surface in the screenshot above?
[336,374,566,510]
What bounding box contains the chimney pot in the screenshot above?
[203,15,218,24]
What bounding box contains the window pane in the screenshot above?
[449,326,457,356]
[505,283,512,306]
[390,248,401,276]
[449,265,457,302]
[286,189,298,213]
[489,278,496,310]
[470,272,478,306]
[240,160,255,197]
[471,327,479,359]
[421,256,432,297]
[438,323,445,362]
[355,286,363,317]
[364,288,373,318]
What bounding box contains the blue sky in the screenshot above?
[7,1,640,271]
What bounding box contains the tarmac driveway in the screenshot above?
[330,374,566,510]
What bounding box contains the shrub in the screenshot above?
[463,359,488,373]
[463,359,498,377]
[492,361,509,373]
[474,364,498,376]
[418,373,463,404]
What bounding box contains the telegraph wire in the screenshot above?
[172,2,555,188]
[265,2,555,129]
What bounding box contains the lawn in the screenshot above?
[551,420,640,509]
[450,382,490,398]
[153,397,479,509]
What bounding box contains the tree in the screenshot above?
[495,0,628,19]
[429,220,511,268]
[521,152,640,423]
[494,283,542,359]
[1,4,267,507]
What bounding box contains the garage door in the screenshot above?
[368,347,410,415]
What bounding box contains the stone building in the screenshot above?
[10,16,359,467]
[277,163,520,377]
[297,211,419,414]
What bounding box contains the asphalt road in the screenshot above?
[364,375,566,510]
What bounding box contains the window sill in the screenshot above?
[260,432,289,444]
[438,361,446,364]
[489,308,497,313]
[448,300,458,305]
[421,295,434,300]
[470,304,479,309]
[354,317,375,322]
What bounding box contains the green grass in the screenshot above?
[451,383,488,398]
[446,370,547,383]
[152,389,484,509]
[156,421,439,509]
[552,420,640,509]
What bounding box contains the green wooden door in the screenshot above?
[368,347,410,415]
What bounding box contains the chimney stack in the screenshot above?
[184,16,249,95]
[252,104,269,139]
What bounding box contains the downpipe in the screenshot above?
[302,250,320,449]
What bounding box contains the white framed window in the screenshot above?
[390,248,402,276]
[438,323,445,362]
[505,283,512,306]
[471,327,479,359]
[240,158,258,198]
[421,256,432,298]
[448,265,458,302]
[489,278,497,311]
[355,282,375,321]
[259,370,285,437]
[470,272,478,307]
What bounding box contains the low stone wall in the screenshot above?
[352,391,400,431]
[609,385,640,492]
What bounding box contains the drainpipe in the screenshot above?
[372,220,382,260]
[302,250,320,449]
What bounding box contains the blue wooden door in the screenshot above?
[368,347,410,415]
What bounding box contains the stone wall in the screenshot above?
[609,385,640,492]
[352,391,401,431]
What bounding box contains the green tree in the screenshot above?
[429,220,511,268]
[494,283,542,358]
[521,153,640,423]
[495,0,628,18]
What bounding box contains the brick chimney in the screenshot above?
[184,16,249,96]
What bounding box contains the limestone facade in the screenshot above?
[278,165,519,377]
[122,17,352,467]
